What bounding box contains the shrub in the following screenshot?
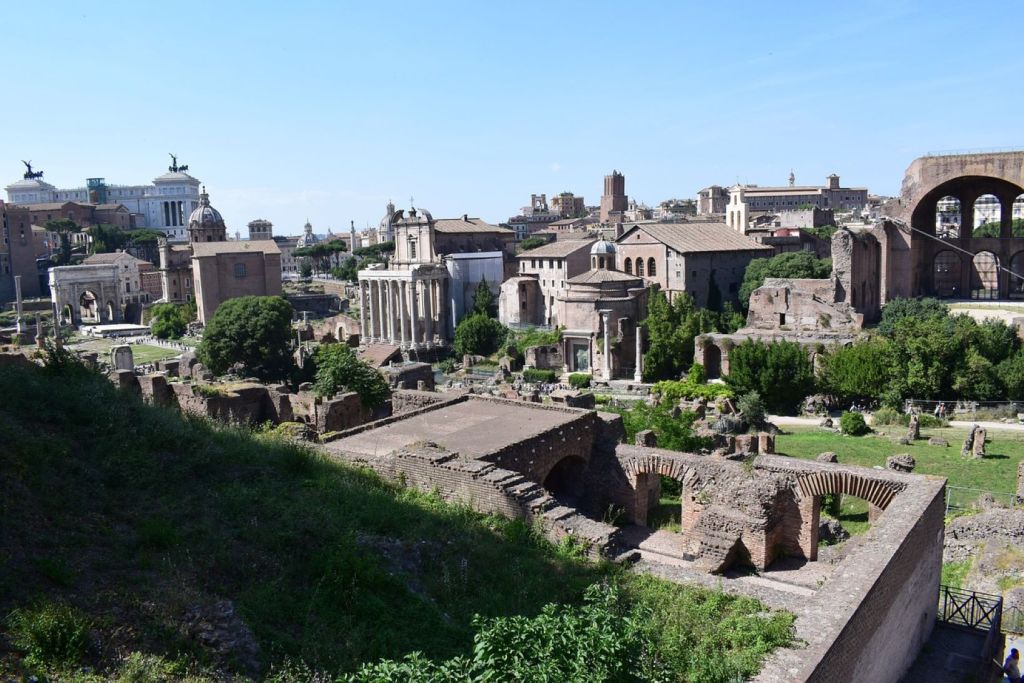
[509,326,562,355]
[737,391,766,427]
[839,411,870,436]
[523,368,557,384]
[518,236,548,251]
[313,344,391,408]
[872,407,947,428]
[725,339,815,414]
[653,378,734,403]
[568,373,591,389]
[149,302,194,340]
[7,601,92,668]
[453,314,506,357]
[739,252,831,308]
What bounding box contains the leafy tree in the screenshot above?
[299,259,313,278]
[313,344,390,408]
[44,219,80,266]
[725,339,815,414]
[149,302,194,339]
[294,240,347,276]
[641,290,732,382]
[197,296,294,380]
[952,348,1002,401]
[473,279,497,318]
[86,224,129,254]
[519,236,548,251]
[332,255,360,282]
[614,403,711,453]
[128,229,165,245]
[737,391,766,427]
[972,219,1024,238]
[453,313,506,357]
[876,297,947,336]
[738,252,832,308]
[353,241,395,258]
[839,411,870,436]
[818,338,893,402]
[999,351,1024,401]
[970,318,1019,365]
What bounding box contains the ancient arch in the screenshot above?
[935,195,960,239]
[971,251,999,300]
[106,301,116,322]
[543,455,587,502]
[933,250,962,298]
[624,257,632,274]
[1011,251,1024,297]
[79,290,100,323]
[703,343,722,379]
[796,470,903,511]
[621,454,698,526]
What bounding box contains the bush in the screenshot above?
[839,411,870,436]
[739,252,832,308]
[313,344,391,408]
[522,368,557,384]
[453,314,507,357]
[149,302,194,340]
[519,236,548,251]
[872,407,947,428]
[725,339,815,415]
[737,391,766,427]
[568,373,591,389]
[509,326,562,355]
[7,601,92,668]
[653,378,734,403]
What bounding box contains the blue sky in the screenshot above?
[2,0,1021,236]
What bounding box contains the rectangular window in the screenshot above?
[234,263,247,278]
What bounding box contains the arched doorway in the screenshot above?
[933,250,962,298]
[704,343,722,379]
[972,194,1001,237]
[935,195,960,239]
[971,251,999,300]
[542,456,587,504]
[61,304,73,325]
[1010,252,1024,298]
[106,301,115,322]
[79,290,100,323]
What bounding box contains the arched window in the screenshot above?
[935,196,960,239]
[972,195,1001,238]
[624,257,632,274]
[933,250,961,298]
[636,259,644,277]
[648,258,657,277]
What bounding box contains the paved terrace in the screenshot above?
[324,396,585,460]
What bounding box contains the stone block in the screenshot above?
[816,451,839,463]
[886,453,916,473]
[928,437,949,447]
[635,429,657,447]
[111,344,134,371]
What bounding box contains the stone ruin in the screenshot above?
[906,413,920,441]
[110,344,134,371]
[961,424,987,458]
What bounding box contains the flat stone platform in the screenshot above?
[325,398,585,459]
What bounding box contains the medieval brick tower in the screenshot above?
[600,170,627,223]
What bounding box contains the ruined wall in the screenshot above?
[383,362,435,390]
[524,344,563,370]
[391,389,454,415]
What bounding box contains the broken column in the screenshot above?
[961,424,977,458]
[906,413,919,441]
[973,427,987,458]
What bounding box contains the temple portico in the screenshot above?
[358,268,449,349]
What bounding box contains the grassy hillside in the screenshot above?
[0,358,792,681]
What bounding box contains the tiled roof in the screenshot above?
[566,269,643,285]
[517,239,595,258]
[617,222,772,255]
[190,239,281,257]
[83,252,149,265]
[434,217,513,234]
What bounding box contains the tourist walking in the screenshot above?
[1004,647,1021,683]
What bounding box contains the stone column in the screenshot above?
[1001,193,1016,239]
[601,310,611,381]
[358,281,368,342]
[373,280,383,342]
[960,194,976,239]
[423,280,433,346]
[633,325,643,382]
[409,279,420,348]
[399,281,409,348]
[14,275,24,334]
[385,280,394,343]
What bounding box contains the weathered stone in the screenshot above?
[816,451,839,463]
[757,432,775,454]
[906,413,920,441]
[111,344,133,371]
[961,424,978,458]
[928,437,949,447]
[819,417,834,429]
[635,429,657,447]
[896,436,912,446]
[886,453,916,473]
[819,517,850,545]
[973,427,987,458]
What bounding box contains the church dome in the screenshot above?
[297,220,319,248]
[379,201,396,232]
[188,188,224,229]
[590,239,617,256]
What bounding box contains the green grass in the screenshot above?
[129,344,181,364]
[0,360,793,680]
[775,426,1024,499]
[941,559,972,589]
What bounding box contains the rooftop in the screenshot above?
[566,269,643,285]
[190,239,281,257]
[434,216,513,234]
[326,397,584,460]
[618,222,773,255]
[83,252,151,265]
[516,239,595,258]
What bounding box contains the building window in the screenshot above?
[234,263,247,278]
[648,258,656,277]
[636,259,644,277]
[624,257,632,274]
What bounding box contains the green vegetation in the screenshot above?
[725,339,814,414]
[314,344,391,407]
[641,291,743,382]
[508,325,561,355]
[130,344,182,365]
[453,314,507,357]
[872,407,947,429]
[776,427,1024,496]
[653,364,735,403]
[522,368,558,384]
[471,279,497,318]
[737,391,766,426]
[353,241,395,259]
[972,218,1024,238]
[293,240,348,276]
[197,296,294,380]
[607,402,710,453]
[44,218,80,266]
[839,411,869,436]
[518,236,548,251]
[149,302,195,339]
[299,259,314,278]
[0,358,792,680]
[738,251,832,308]
[568,373,591,389]
[802,225,838,241]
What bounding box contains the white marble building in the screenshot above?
[5,161,201,240]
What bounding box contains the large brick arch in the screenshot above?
[622,453,698,487]
[796,470,905,510]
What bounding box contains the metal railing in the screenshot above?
[945,485,1020,515]
[924,146,1024,157]
[938,585,1003,680]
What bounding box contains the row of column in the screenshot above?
[163,201,185,227]
[358,278,447,349]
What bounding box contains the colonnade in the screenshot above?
[358,276,448,349]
